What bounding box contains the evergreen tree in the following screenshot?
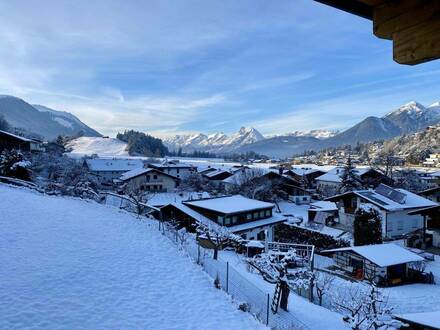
[353,206,383,246]
[339,153,362,193]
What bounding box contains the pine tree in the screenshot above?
[340,153,362,193]
[353,206,383,246]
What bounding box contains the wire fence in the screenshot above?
[160,221,309,330]
[102,195,310,329]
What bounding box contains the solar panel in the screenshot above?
[389,190,406,204]
[358,191,389,206]
[375,184,406,204]
[375,184,394,197]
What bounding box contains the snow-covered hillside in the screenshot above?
[0,185,262,329]
[66,136,129,158]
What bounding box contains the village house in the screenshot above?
[423,153,440,168]
[0,130,45,152]
[308,201,339,226]
[418,186,440,203]
[326,184,438,239]
[408,205,440,248]
[316,166,392,197]
[160,195,286,241]
[119,168,179,193]
[202,168,233,186]
[285,168,326,190]
[148,160,196,179]
[322,244,425,286]
[84,158,144,185]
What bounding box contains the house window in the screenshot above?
[265,210,271,217]
[247,213,252,220]
[253,212,259,219]
[225,217,231,225]
[146,175,150,182]
[259,211,265,218]
[153,174,157,180]
[217,216,224,225]
[351,199,357,209]
[232,216,238,224]
[159,185,163,191]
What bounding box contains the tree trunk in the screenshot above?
[279,280,289,311]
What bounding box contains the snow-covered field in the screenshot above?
[0,185,262,329]
[66,136,129,158]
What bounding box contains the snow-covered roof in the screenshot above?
[328,185,437,211]
[322,244,424,267]
[184,195,274,214]
[86,158,144,172]
[289,168,324,176]
[120,167,179,182]
[166,202,221,230]
[146,192,210,207]
[0,129,33,142]
[229,213,286,232]
[150,162,193,169]
[245,240,265,248]
[310,201,338,212]
[396,311,440,329]
[315,166,375,183]
[203,169,231,178]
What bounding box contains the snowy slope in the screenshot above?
[0,185,262,329]
[66,136,129,157]
[0,95,101,140]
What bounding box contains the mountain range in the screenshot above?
[0,95,101,140]
[165,101,440,157]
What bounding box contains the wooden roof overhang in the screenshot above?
[314,0,440,65]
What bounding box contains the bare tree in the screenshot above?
[313,271,334,306]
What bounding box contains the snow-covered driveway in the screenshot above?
[0,186,262,329]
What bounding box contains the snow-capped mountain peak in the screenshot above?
[163,127,264,153]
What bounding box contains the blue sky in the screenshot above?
[0,0,439,137]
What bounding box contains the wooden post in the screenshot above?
[266,293,270,326]
[226,262,229,293]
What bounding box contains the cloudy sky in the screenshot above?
[0,0,439,137]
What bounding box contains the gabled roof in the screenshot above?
[315,166,379,183]
[150,162,193,169]
[183,195,274,214]
[120,167,179,182]
[322,244,424,267]
[310,201,338,212]
[85,158,144,172]
[418,186,440,196]
[327,186,437,211]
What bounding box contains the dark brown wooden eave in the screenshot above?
[314,0,373,20]
[314,0,440,65]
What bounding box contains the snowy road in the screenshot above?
[0,185,262,329]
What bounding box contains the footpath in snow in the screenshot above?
[0,185,262,329]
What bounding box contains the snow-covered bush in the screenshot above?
[0,149,32,181]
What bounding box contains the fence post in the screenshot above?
[266,293,270,326]
[226,262,229,293]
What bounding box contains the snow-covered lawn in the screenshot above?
[0,185,262,329]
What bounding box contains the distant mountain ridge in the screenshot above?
[0,95,101,140]
[165,100,440,157]
[164,126,265,153]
